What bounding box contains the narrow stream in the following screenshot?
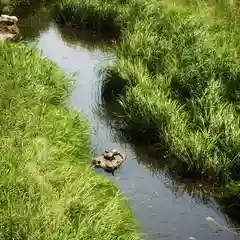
[11,4,240,240]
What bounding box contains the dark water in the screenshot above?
[10,3,240,240]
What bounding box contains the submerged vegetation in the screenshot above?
[54,0,240,216]
[0,43,141,239]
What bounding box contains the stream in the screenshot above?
[9,3,240,240]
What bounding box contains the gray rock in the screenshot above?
[0,14,19,41]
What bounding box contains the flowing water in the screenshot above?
[7,3,240,240]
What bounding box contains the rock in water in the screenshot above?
[0,14,19,41]
[92,149,125,175]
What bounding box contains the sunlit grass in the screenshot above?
[0,42,142,240]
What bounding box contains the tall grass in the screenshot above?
[99,0,240,184]
[53,0,123,37]
[0,42,142,240]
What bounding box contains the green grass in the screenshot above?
[52,0,123,37]
[0,42,142,240]
[100,0,240,183]
[0,0,50,13]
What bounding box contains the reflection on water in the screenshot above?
[10,1,53,41]
[6,3,240,240]
[56,24,117,50]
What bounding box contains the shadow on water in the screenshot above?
[94,97,240,225]
[55,23,119,50]
[5,2,240,239]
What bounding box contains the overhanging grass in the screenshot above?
[53,0,123,37]
[0,42,142,240]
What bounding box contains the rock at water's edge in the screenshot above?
[0,14,19,41]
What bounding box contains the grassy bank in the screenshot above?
[0,42,141,239]
[102,0,240,182]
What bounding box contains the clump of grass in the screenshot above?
[53,0,123,37]
[0,42,142,240]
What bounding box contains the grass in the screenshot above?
[52,0,123,37]
[99,0,240,184]
[0,42,142,240]
[102,0,240,219]
[0,0,50,13]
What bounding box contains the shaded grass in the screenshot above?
[52,0,123,38]
[0,42,142,240]
[0,0,50,13]
[95,96,240,225]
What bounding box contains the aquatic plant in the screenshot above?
[0,42,142,240]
